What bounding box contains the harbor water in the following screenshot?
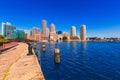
[35,41,120,80]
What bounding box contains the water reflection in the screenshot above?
[81,42,87,64]
[81,42,86,51]
[49,41,55,44]
[42,50,46,53]
[54,63,60,70]
[53,63,61,80]
[66,42,70,48]
[71,42,76,49]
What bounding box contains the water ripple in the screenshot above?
[36,42,120,80]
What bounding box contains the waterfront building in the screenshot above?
[70,26,81,41]
[70,36,80,40]
[49,24,57,41]
[50,23,56,32]
[57,34,63,41]
[12,30,25,40]
[63,32,69,37]
[49,32,58,41]
[32,27,40,38]
[24,30,31,39]
[56,31,63,41]
[42,20,47,37]
[35,33,43,41]
[2,22,16,38]
[46,28,49,37]
[63,32,69,41]
[28,36,34,41]
[70,26,76,37]
[80,25,86,41]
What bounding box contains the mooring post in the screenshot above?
[54,43,60,63]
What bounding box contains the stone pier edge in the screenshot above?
[32,49,45,80]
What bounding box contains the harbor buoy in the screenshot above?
[34,42,37,49]
[55,48,60,54]
[42,44,46,51]
[54,48,60,63]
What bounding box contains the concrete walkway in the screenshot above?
[0,43,44,80]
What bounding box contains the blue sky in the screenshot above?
[0,0,120,37]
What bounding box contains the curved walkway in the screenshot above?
[0,43,44,80]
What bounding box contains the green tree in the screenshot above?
[0,35,9,46]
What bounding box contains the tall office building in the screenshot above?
[80,25,86,41]
[49,23,57,41]
[50,23,55,32]
[70,26,76,37]
[32,27,40,38]
[2,22,16,38]
[12,30,25,39]
[2,22,5,35]
[42,20,47,37]
[24,30,31,39]
[46,28,49,37]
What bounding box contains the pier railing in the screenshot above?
[0,42,18,52]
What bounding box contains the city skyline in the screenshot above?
[0,0,120,37]
[1,20,120,38]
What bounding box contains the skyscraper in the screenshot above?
[32,27,40,38]
[49,23,57,41]
[50,23,55,32]
[2,22,5,35]
[42,20,47,37]
[80,25,86,41]
[24,30,31,39]
[2,22,16,38]
[46,28,49,37]
[70,26,76,37]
